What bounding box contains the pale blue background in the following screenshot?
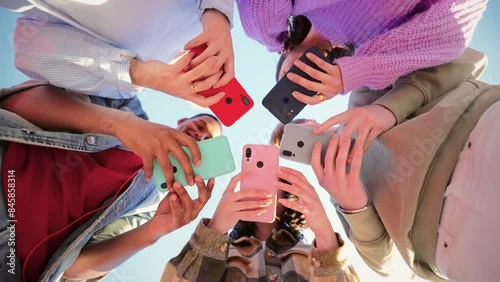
[1,2,499,281]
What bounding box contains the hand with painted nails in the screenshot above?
[287,52,343,105]
[145,176,215,241]
[311,135,369,211]
[274,167,339,250]
[208,171,273,234]
[314,104,396,153]
[114,115,201,189]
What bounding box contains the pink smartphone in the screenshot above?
[240,144,279,223]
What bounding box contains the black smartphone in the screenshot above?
[262,46,331,124]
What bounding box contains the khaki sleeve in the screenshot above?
[374,48,487,124]
[337,203,395,277]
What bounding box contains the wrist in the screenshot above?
[130,59,148,88]
[207,219,228,235]
[314,229,339,250]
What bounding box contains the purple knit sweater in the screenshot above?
[236,0,487,93]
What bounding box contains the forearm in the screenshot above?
[336,0,487,93]
[63,222,157,280]
[14,17,138,98]
[0,84,131,135]
[338,203,394,276]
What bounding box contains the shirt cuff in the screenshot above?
[196,0,234,27]
[340,203,387,244]
[100,49,143,94]
[190,218,231,260]
[310,233,349,276]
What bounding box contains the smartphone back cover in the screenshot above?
[201,78,254,127]
[240,144,279,223]
[153,136,235,191]
[262,46,330,124]
[280,124,333,165]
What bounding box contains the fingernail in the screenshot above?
[174,182,181,189]
[267,193,273,198]
[189,178,195,186]
[294,60,301,66]
[287,73,295,79]
[195,159,201,166]
[291,92,298,98]
[171,194,177,201]
[258,210,268,216]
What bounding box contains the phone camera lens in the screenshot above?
[241,96,250,106]
[245,147,252,158]
[173,166,178,173]
[256,161,264,168]
[297,141,304,148]
[282,150,293,157]
[225,97,232,104]
[282,96,290,104]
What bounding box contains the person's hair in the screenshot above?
[270,119,308,147]
[276,15,355,81]
[228,188,307,241]
[189,113,223,132]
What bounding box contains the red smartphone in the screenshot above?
[240,144,279,223]
[189,45,254,127]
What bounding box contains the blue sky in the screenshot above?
[1,2,499,281]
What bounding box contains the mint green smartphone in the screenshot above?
[153,136,235,192]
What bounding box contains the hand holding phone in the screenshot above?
[153,136,235,192]
[280,123,354,166]
[189,45,254,126]
[262,46,331,124]
[240,144,280,223]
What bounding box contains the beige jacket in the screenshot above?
[338,48,500,281]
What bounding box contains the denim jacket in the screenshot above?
[0,81,160,282]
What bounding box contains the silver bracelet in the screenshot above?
[334,203,369,214]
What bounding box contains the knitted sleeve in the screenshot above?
[335,0,488,94]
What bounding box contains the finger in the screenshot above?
[172,51,195,72]
[363,129,379,152]
[225,170,253,193]
[157,153,175,191]
[194,70,223,92]
[311,142,325,181]
[141,155,154,181]
[293,59,330,85]
[325,135,340,177]
[336,135,351,183]
[274,167,310,194]
[191,45,218,67]
[291,91,323,105]
[235,189,273,201]
[278,198,306,214]
[233,198,273,212]
[275,181,312,204]
[350,125,370,162]
[170,193,183,219]
[190,91,225,108]
[314,111,350,134]
[194,175,209,205]
[349,142,364,180]
[177,132,202,167]
[214,55,235,88]
[169,140,195,186]
[184,33,208,53]
[286,72,324,94]
[239,209,268,220]
[173,182,194,213]
[184,56,219,82]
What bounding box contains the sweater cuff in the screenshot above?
[190,218,231,260]
[100,49,142,94]
[310,233,348,276]
[340,203,386,244]
[196,0,234,27]
[373,82,425,125]
[335,56,376,94]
